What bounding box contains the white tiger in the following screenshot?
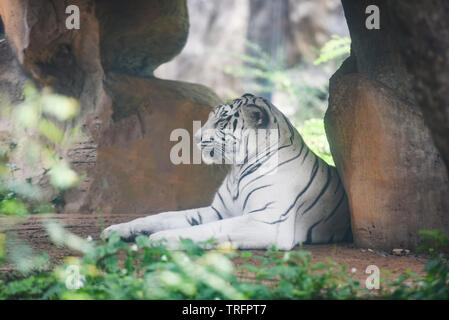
[102,93,352,250]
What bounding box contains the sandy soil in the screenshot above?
[0,214,427,284]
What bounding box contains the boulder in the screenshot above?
[339,0,449,176]
[0,36,27,103]
[325,0,449,250]
[386,1,449,174]
[95,0,189,77]
[325,73,449,250]
[0,0,189,95]
[67,74,227,213]
[0,0,226,214]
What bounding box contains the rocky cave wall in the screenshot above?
[0,0,226,214]
[325,0,449,250]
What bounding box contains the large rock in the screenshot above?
[339,0,415,102]
[386,1,449,174]
[95,0,189,77]
[0,0,188,94]
[0,0,226,214]
[66,74,227,213]
[326,74,449,250]
[0,35,27,103]
[325,0,449,250]
[339,0,449,174]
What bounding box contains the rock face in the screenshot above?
[386,1,449,175]
[325,0,449,250]
[326,74,449,250]
[95,0,189,77]
[78,74,226,213]
[0,36,27,103]
[0,0,226,213]
[337,0,449,172]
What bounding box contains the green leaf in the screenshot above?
[49,162,79,190]
[38,119,64,144]
[40,94,80,121]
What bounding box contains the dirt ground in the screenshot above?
[0,214,427,284]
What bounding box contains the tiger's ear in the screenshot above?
[242,104,269,128]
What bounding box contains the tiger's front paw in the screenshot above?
[102,223,135,242]
[149,231,180,247]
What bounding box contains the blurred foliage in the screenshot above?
[223,41,328,122]
[1,229,448,300]
[0,84,81,217]
[313,35,351,66]
[298,119,334,166]
[0,84,81,275]
[418,229,449,254]
[0,229,364,300]
[384,230,449,299]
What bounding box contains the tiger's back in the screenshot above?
[206,94,352,248]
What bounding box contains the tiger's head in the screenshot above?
[194,93,283,165]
